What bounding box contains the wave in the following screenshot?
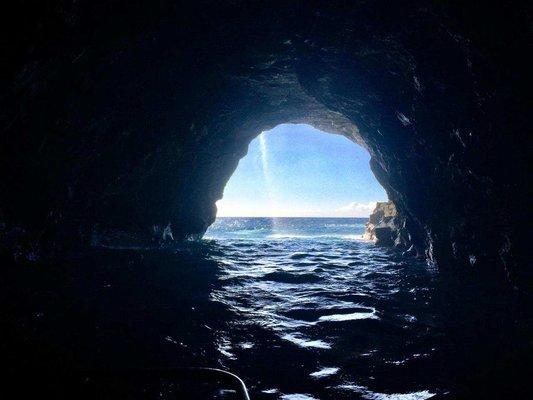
[268,233,366,240]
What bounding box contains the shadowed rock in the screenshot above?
[0,1,530,288]
[364,202,397,245]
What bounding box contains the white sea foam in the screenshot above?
[318,310,378,322]
[267,233,365,240]
[335,384,435,400]
[280,394,319,400]
[309,367,340,378]
[281,334,332,349]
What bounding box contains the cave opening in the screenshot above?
[205,123,388,240]
[200,128,442,400]
[0,1,531,397]
[217,123,386,218]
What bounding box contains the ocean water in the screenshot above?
[2,217,530,398]
[202,217,440,399]
[204,217,369,240]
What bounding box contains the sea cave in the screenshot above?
[0,1,531,399]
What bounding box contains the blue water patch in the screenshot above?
[202,217,442,398]
[4,216,527,398]
[205,217,368,240]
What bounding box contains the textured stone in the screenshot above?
[364,202,397,243]
[0,1,530,288]
[364,201,415,251]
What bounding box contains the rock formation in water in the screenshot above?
[365,202,397,243]
[0,1,531,289]
[364,201,418,256]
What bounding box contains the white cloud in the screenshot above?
[335,201,377,217]
[216,199,379,218]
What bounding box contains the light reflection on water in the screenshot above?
[2,218,530,398]
[204,217,439,399]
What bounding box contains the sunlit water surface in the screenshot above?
[203,218,440,399]
[4,218,529,399]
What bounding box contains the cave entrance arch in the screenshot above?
[205,123,388,238]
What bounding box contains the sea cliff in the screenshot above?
[364,201,417,256]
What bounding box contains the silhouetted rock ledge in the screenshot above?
[364,202,417,256]
[364,202,396,244]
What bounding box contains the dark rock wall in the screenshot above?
[364,202,414,253]
[1,1,531,288]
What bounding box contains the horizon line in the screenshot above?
[214,215,370,219]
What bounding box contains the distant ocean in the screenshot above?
[205,216,368,240]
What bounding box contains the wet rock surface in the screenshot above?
[365,202,398,245]
[0,1,531,289]
[363,201,418,256]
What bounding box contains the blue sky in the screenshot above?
[216,124,387,217]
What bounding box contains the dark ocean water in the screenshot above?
[1,217,530,399]
[202,218,441,399]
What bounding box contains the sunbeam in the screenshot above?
[258,131,280,230]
